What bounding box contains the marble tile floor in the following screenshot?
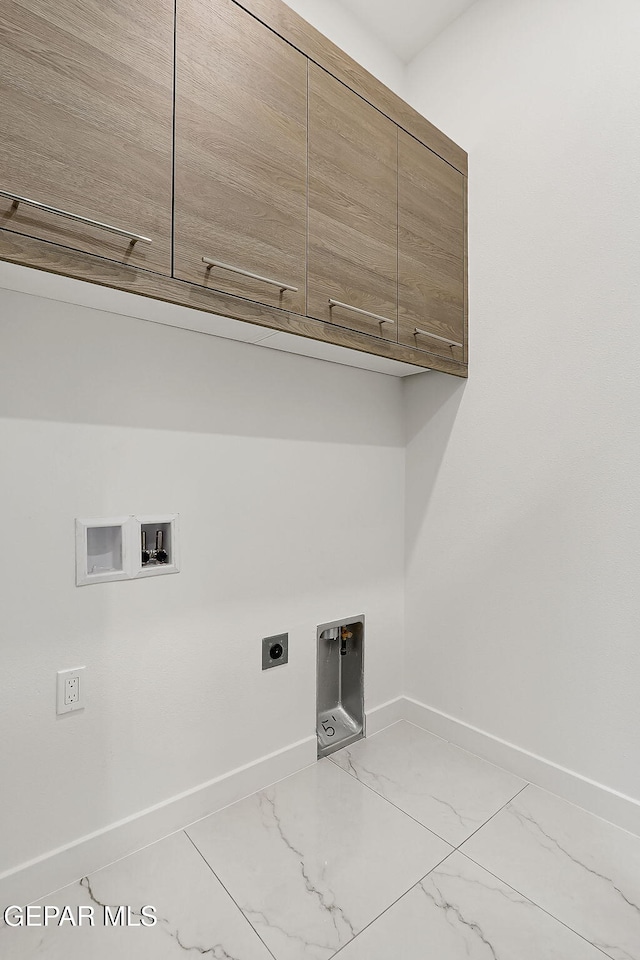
[2,719,640,960]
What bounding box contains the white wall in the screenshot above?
[0,0,408,887]
[404,0,640,802]
[0,292,405,874]
[7,0,640,881]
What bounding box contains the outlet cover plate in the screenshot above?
[57,666,86,715]
[262,633,288,670]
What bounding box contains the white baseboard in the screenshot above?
[0,699,403,907]
[0,735,317,908]
[403,696,640,838]
[7,693,638,908]
[365,695,405,736]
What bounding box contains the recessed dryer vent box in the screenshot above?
[134,514,180,579]
[75,517,131,586]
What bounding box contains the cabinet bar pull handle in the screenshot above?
[328,299,395,325]
[202,258,298,293]
[0,190,152,244]
[414,327,463,348]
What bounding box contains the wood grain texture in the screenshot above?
[463,163,469,365]
[398,130,466,363]
[307,64,397,341]
[231,0,467,175]
[174,0,307,315]
[0,229,468,377]
[0,0,173,274]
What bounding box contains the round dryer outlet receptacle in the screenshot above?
[262,633,288,670]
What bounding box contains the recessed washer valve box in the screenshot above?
[317,615,364,758]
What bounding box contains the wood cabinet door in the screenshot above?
[0,0,173,274]
[398,130,466,362]
[174,0,307,316]
[307,64,397,341]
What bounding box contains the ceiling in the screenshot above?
[334,0,477,63]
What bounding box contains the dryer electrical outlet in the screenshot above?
[56,667,86,715]
[262,633,288,670]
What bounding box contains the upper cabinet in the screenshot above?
[398,130,466,363]
[0,0,468,377]
[0,0,173,274]
[307,64,398,341]
[174,0,307,316]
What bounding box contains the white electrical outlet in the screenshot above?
[57,667,86,715]
[65,676,79,704]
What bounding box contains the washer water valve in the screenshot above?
[340,626,353,656]
[141,527,169,566]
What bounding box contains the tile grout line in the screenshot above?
[326,755,456,847]
[454,775,619,959]
[193,753,626,960]
[183,757,453,960]
[402,716,451,743]
[182,830,279,960]
[402,715,535,782]
[180,755,318,836]
[457,848,616,960]
[182,739,610,960]
[17,753,320,907]
[328,752,530,853]
[376,717,640,841]
[330,794,614,960]
[330,846,457,960]
[107,747,617,960]
[453,782,530,851]
[370,716,540,795]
